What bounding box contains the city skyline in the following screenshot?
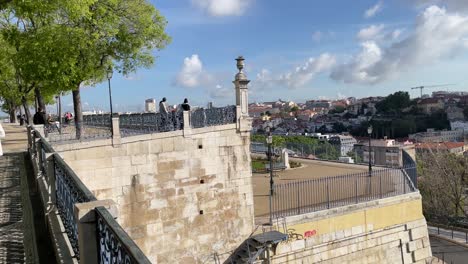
[57,0,468,113]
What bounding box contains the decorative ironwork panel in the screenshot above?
[39,142,47,178]
[83,114,112,127]
[119,111,184,137]
[96,207,151,264]
[190,105,236,128]
[54,159,95,258]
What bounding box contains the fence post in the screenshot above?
[75,200,117,263]
[46,154,57,206]
[111,116,121,147]
[183,111,192,138]
[326,179,330,209]
[379,172,383,199]
[296,183,300,215]
[403,170,407,194]
[32,124,45,138]
[452,229,454,239]
[355,176,358,204]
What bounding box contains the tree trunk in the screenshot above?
[73,87,83,139]
[8,102,17,123]
[22,97,32,125]
[35,87,46,114]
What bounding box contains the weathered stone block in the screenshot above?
[407,241,417,252]
[131,154,147,165]
[412,247,430,262]
[409,226,428,241]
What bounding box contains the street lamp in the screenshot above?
[265,126,274,226]
[367,125,373,176]
[107,65,114,130]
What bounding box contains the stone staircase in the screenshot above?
[225,231,287,264]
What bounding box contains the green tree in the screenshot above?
[419,152,468,223]
[375,91,411,114]
[332,122,347,133]
[1,0,170,138]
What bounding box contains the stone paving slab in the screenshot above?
[0,155,25,263]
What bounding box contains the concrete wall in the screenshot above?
[54,124,254,263]
[269,192,431,264]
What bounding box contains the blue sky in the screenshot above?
[56,0,468,113]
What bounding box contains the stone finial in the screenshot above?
[236,56,245,73]
[235,56,247,81]
[233,56,250,120]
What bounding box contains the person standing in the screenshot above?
[33,107,46,125]
[181,98,190,111]
[159,97,168,115]
[0,122,5,156]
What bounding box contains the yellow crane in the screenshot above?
[410,84,456,98]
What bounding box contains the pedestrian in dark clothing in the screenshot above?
[181,98,190,111]
[33,108,46,125]
[18,115,24,126]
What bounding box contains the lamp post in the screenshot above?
[367,125,373,176]
[107,66,114,132]
[55,92,62,134]
[266,126,274,226]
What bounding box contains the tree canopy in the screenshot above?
[0,0,170,137]
[375,91,411,114]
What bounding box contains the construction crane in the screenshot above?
[410,84,456,98]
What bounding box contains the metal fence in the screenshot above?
[271,166,417,218]
[119,111,184,137]
[402,149,417,188]
[28,128,150,263]
[190,105,237,128]
[251,142,342,161]
[46,115,113,143]
[54,153,97,257]
[96,207,151,264]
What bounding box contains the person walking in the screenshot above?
[33,107,46,125]
[0,122,5,156]
[181,98,190,111]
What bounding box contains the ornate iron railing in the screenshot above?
[190,105,237,129]
[119,111,184,137]
[83,114,112,127]
[54,153,97,258]
[96,207,151,264]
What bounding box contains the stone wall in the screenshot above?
[54,123,254,263]
[269,192,432,264]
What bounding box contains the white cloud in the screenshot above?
[389,29,403,40]
[364,1,384,18]
[312,30,336,43]
[414,0,468,12]
[175,54,212,88]
[357,24,385,41]
[312,31,323,42]
[331,41,382,84]
[209,84,231,99]
[255,53,336,89]
[332,5,468,84]
[192,0,251,16]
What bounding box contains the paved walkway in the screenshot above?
[0,123,28,263]
[430,236,468,264]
